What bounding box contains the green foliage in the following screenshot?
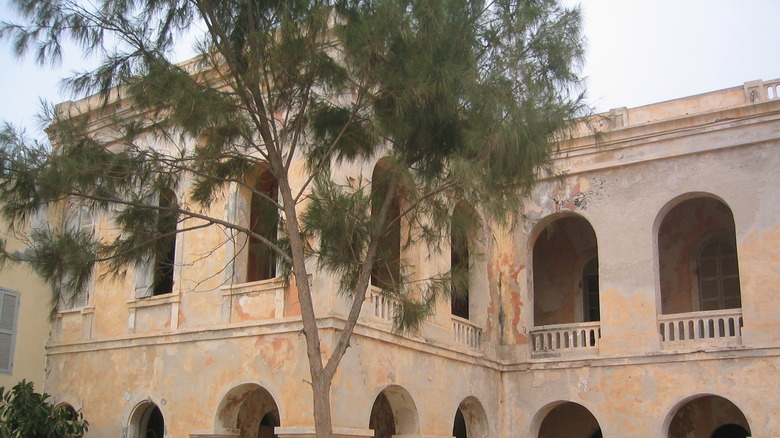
[0,380,88,438]
[0,1,586,434]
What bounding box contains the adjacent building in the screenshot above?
[42,79,780,438]
[0,215,51,391]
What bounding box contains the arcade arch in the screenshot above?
[667,394,750,438]
[128,401,165,438]
[533,401,602,438]
[451,396,489,438]
[368,385,419,438]
[215,384,281,438]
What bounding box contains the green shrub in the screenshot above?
[0,380,88,438]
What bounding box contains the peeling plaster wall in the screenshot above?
[40,87,780,437]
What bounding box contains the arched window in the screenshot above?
[153,188,177,295]
[371,160,401,291]
[698,237,741,311]
[247,169,279,282]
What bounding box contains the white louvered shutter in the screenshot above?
[0,289,20,374]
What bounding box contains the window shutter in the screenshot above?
[61,201,93,309]
[0,289,20,374]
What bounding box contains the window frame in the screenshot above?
[697,236,742,311]
[0,287,20,375]
[59,199,95,310]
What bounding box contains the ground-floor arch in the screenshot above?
[368,385,419,438]
[215,383,281,438]
[128,400,165,438]
[452,396,489,438]
[667,394,750,438]
[533,401,602,438]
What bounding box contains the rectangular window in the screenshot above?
[0,288,20,374]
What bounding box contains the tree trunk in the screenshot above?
[312,373,334,438]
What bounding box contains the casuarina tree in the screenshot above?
[0,0,585,436]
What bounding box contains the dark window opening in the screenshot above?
[153,189,177,295]
[371,163,401,291]
[451,206,472,319]
[583,257,599,322]
[247,170,279,282]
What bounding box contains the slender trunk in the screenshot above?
[276,166,335,438]
[312,373,334,438]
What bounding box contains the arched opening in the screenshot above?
[452,396,489,438]
[153,188,178,295]
[129,401,165,438]
[247,168,279,282]
[451,202,478,320]
[533,215,599,326]
[657,197,741,314]
[536,401,601,438]
[371,159,401,291]
[368,385,419,438]
[668,395,750,438]
[216,384,281,438]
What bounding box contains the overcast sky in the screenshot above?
[1,0,779,134]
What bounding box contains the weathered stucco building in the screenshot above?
[44,79,780,438]
[0,215,50,391]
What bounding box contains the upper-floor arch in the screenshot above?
[370,157,405,291]
[529,212,600,327]
[450,201,482,321]
[654,193,742,315]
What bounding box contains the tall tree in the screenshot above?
[0,0,585,436]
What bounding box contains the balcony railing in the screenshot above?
[452,316,483,349]
[364,286,400,323]
[658,309,743,345]
[530,321,601,354]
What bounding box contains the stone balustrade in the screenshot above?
[764,78,780,100]
[658,309,743,345]
[530,321,601,354]
[452,316,483,348]
[364,286,400,323]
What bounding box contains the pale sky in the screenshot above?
[1,0,779,134]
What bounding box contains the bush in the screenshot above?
[0,380,88,438]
